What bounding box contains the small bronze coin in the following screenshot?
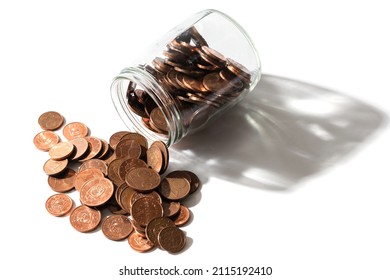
[162,201,181,218]
[172,205,191,227]
[43,158,68,176]
[200,46,226,67]
[158,226,186,253]
[48,141,74,160]
[118,158,147,180]
[130,196,163,227]
[102,215,133,241]
[182,170,201,194]
[38,111,64,131]
[150,141,169,173]
[45,193,73,217]
[74,168,104,191]
[115,139,141,159]
[33,131,60,151]
[79,159,108,176]
[48,168,76,193]
[63,122,89,140]
[80,136,103,161]
[131,191,162,206]
[120,132,148,150]
[98,139,111,159]
[125,167,161,192]
[149,107,169,133]
[128,231,154,253]
[159,175,190,201]
[203,72,230,92]
[146,146,163,174]
[146,217,175,246]
[70,205,101,233]
[109,131,130,149]
[79,177,114,207]
[119,185,136,214]
[69,137,89,160]
[107,158,125,187]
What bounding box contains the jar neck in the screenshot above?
[110,66,184,146]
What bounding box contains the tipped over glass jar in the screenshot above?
[111,9,261,146]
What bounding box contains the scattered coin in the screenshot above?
[128,231,154,253]
[79,177,114,207]
[172,205,191,227]
[47,168,76,193]
[43,158,68,176]
[70,205,101,233]
[158,226,186,253]
[33,131,60,151]
[130,196,163,227]
[38,111,64,131]
[102,215,133,241]
[125,167,161,192]
[69,137,89,160]
[146,217,175,246]
[48,141,74,160]
[63,122,89,140]
[45,193,73,216]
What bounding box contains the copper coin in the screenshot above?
[149,107,169,133]
[80,136,103,161]
[162,201,181,218]
[98,139,111,159]
[128,92,148,118]
[48,168,76,193]
[182,170,201,194]
[63,122,89,140]
[182,75,204,92]
[74,168,104,191]
[70,205,101,233]
[226,58,251,82]
[115,139,141,159]
[158,226,186,253]
[145,217,175,246]
[48,141,74,160]
[203,72,230,92]
[125,167,161,192]
[146,146,163,174]
[119,185,136,214]
[38,111,64,131]
[150,141,169,174]
[69,137,89,160]
[107,158,125,187]
[200,46,226,67]
[188,26,208,47]
[79,159,108,176]
[118,158,147,180]
[79,177,114,207]
[109,131,130,149]
[128,232,154,253]
[130,197,163,227]
[120,132,148,150]
[131,191,162,206]
[159,176,190,201]
[45,193,73,217]
[33,131,60,151]
[43,158,68,176]
[172,205,191,227]
[102,215,133,241]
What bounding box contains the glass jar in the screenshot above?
[111,9,261,147]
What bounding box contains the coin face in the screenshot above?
[172,205,191,227]
[102,215,133,241]
[63,122,89,140]
[74,168,104,191]
[125,167,161,192]
[43,158,68,176]
[150,108,169,133]
[118,158,147,180]
[115,139,141,159]
[128,232,154,253]
[146,217,175,246]
[70,205,101,233]
[45,194,73,217]
[158,226,186,253]
[33,131,60,151]
[79,177,114,207]
[79,159,108,176]
[48,141,74,160]
[69,137,89,160]
[109,131,130,149]
[130,197,163,227]
[150,141,169,174]
[48,168,76,193]
[146,146,163,174]
[80,136,103,161]
[159,176,190,201]
[162,201,181,218]
[38,111,64,131]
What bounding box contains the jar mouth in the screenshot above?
[110,66,182,147]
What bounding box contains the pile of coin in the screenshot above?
[126,26,252,134]
[34,111,200,253]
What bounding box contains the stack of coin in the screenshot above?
[34,111,200,253]
[126,26,252,134]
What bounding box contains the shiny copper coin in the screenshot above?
[120,132,148,150]
[184,170,201,194]
[79,159,108,176]
[125,167,161,192]
[128,231,154,253]
[98,139,111,159]
[43,158,68,176]
[45,193,73,217]
[200,46,226,67]
[130,196,163,227]
[115,139,141,159]
[119,185,136,214]
[48,141,74,160]
[146,217,175,246]
[162,201,181,218]
[102,215,133,241]
[109,131,130,149]
[158,226,186,253]
[182,75,205,92]
[74,168,104,191]
[146,146,163,174]
[150,141,169,174]
[203,72,230,92]
[128,92,148,118]
[188,26,208,47]
[107,158,125,187]
[63,122,89,140]
[149,107,169,133]
[48,168,76,193]
[70,205,101,233]
[159,175,190,201]
[79,177,114,207]
[38,111,64,131]
[172,205,191,227]
[226,58,251,82]
[79,136,103,161]
[131,191,162,206]
[69,137,89,160]
[118,158,147,181]
[33,131,60,151]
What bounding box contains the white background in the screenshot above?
[1,1,389,279]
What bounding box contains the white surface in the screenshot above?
[1,1,389,279]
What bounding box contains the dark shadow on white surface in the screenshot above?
[170,74,387,191]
